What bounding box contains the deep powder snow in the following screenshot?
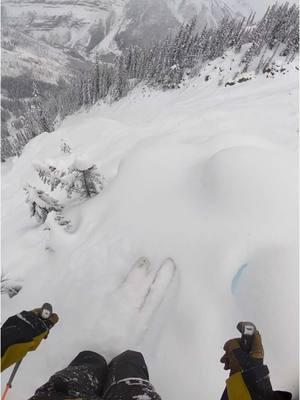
[1,55,299,398]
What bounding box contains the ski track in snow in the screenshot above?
[1,54,299,399]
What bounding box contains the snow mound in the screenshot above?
[202,145,296,224]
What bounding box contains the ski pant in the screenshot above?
[29,350,161,400]
[103,351,161,400]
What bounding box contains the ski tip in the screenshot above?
[135,257,151,271]
[161,257,177,270]
[135,256,150,264]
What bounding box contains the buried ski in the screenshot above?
[119,256,151,288]
[139,257,177,312]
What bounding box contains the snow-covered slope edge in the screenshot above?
[2,55,298,398]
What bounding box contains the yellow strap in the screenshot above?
[226,372,252,400]
[1,332,48,372]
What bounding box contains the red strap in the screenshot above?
[1,384,11,400]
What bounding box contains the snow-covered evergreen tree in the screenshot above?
[92,55,101,104]
[60,160,104,198]
[33,161,62,191]
[24,184,63,224]
[111,55,128,101]
[34,152,104,199]
[23,104,40,139]
[60,140,72,154]
[32,82,53,133]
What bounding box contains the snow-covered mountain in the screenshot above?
[2,0,250,57]
[168,0,243,26]
[2,51,298,398]
[2,0,125,56]
[1,28,88,84]
[113,0,242,50]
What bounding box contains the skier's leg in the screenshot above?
[106,350,149,386]
[30,351,108,399]
[68,350,107,370]
[52,351,108,395]
[103,350,161,400]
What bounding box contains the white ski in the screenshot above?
[118,256,151,288]
[139,257,177,312]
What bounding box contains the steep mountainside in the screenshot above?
[1,26,90,148]
[169,0,243,27]
[2,0,125,56]
[2,0,298,161]
[2,0,249,57]
[1,28,88,83]
[1,0,249,146]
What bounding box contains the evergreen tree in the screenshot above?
[32,82,53,133]
[23,104,40,139]
[60,161,104,199]
[33,161,62,191]
[34,152,104,199]
[60,140,72,154]
[78,164,104,198]
[111,55,128,101]
[92,54,101,103]
[24,184,63,224]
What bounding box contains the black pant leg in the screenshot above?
[105,350,149,389]
[103,350,161,400]
[30,351,108,399]
[68,350,107,371]
[67,350,108,394]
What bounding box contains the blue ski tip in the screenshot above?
[231,263,248,295]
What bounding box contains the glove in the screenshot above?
[221,322,292,400]
[32,308,59,330]
[220,328,264,375]
[1,308,59,371]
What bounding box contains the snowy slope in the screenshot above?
[2,53,299,399]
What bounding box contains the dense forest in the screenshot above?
[2,2,299,160]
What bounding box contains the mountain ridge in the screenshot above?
[2,0,251,57]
